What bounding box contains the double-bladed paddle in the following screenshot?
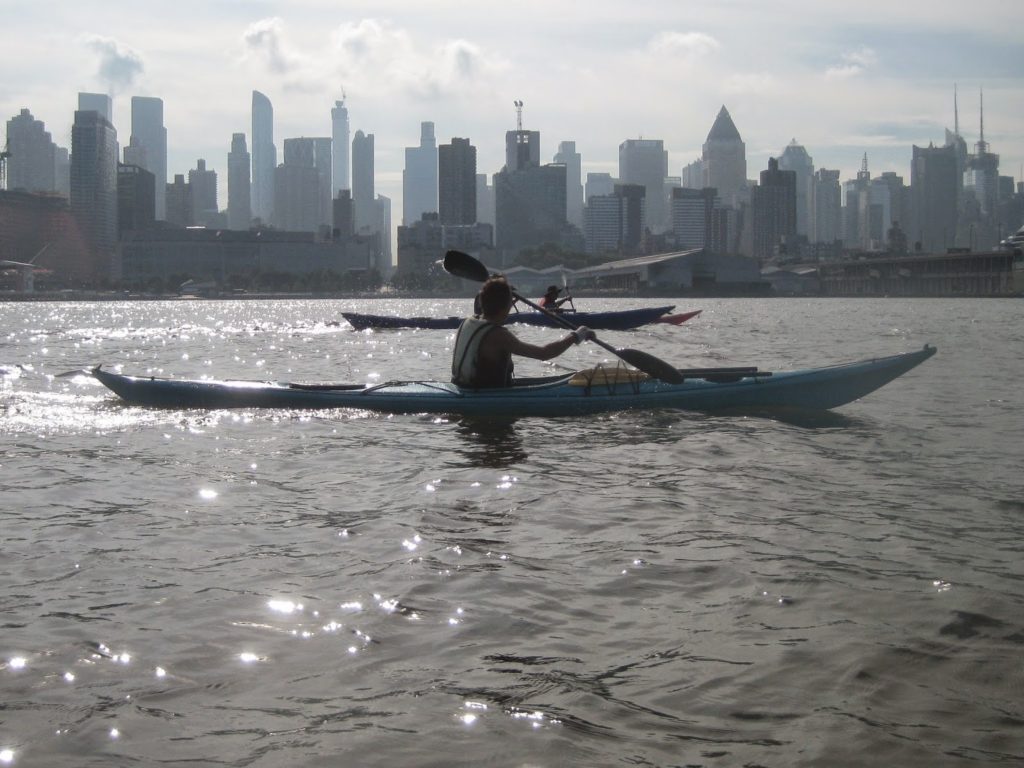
[442,250,685,383]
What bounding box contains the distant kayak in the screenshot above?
[341,305,684,331]
[89,345,935,417]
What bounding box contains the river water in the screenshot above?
[1,296,1021,767]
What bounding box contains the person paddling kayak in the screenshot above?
[539,285,572,312]
[452,276,595,388]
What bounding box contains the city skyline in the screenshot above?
[2,1,1022,234]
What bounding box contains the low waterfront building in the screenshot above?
[571,248,764,294]
[818,250,1020,296]
[118,227,375,289]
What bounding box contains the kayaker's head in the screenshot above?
[544,285,560,301]
[478,276,515,321]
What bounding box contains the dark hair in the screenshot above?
[478,276,513,316]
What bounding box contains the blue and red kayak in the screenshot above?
[341,306,697,331]
[89,345,935,417]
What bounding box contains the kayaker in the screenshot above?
[539,285,572,312]
[452,276,595,388]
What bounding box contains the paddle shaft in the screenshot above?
[504,288,629,358]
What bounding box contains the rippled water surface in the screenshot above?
[1,296,1022,767]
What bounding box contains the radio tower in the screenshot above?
[976,87,988,154]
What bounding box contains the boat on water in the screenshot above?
[88,345,935,417]
[341,306,696,331]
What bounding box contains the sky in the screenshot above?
[3,0,1023,232]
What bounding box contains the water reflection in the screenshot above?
[454,419,527,468]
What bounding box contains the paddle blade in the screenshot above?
[443,250,491,283]
[614,348,685,384]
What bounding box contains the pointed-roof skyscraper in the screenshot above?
[702,106,746,207]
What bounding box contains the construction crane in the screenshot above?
[0,138,10,190]
[514,100,523,131]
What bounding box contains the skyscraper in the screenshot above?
[583,184,645,255]
[438,137,476,225]
[251,90,276,224]
[670,187,718,249]
[188,159,217,227]
[842,155,872,248]
[585,172,615,202]
[494,164,567,256]
[351,130,375,234]
[476,173,495,227]
[273,162,320,232]
[813,169,842,244]
[70,109,118,277]
[619,139,668,233]
[777,140,814,239]
[117,163,155,234]
[505,128,540,172]
[751,157,796,262]
[165,173,191,227]
[280,137,332,230]
[702,106,747,208]
[227,133,251,231]
[554,141,584,230]
[965,91,1000,224]
[403,121,438,225]
[911,143,958,253]
[5,109,57,193]
[130,96,167,219]
[78,92,113,123]
[331,98,350,195]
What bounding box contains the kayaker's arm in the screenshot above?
[498,326,594,361]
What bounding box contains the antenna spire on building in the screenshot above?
[514,100,523,131]
[977,87,987,153]
[954,83,959,138]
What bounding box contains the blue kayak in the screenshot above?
[342,305,678,331]
[90,346,935,417]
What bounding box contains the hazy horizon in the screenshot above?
[3,1,1022,229]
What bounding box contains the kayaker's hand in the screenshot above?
[573,326,595,344]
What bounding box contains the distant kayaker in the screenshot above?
[539,285,572,312]
[452,276,594,388]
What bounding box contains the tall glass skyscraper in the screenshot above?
[619,139,668,233]
[227,133,251,231]
[352,130,374,234]
[71,109,118,278]
[554,141,584,230]
[130,96,167,220]
[438,137,476,225]
[251,90,276,224]
[331,99,350,196]
[403,121,438,225]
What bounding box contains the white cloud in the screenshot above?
[241,17,315,83]
[330,20,507,100]
[825,46,878,79]
[648,31,720,62]
[82,35,143,94]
